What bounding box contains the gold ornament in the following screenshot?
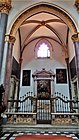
[0,0,11,14]
[75,0,79,12]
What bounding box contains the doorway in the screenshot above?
[37,79,51,124]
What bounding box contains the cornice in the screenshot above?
[75,0,79,12]
[0,0,11,14]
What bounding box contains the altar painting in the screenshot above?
[37,80,51,99]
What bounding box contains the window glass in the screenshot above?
[37,43,50,58]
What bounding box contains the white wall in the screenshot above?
[18,37,70,98]
[20,57,69,99]
[12,31,20,63]
[68,31,75,62]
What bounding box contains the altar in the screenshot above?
[32,68,55,123]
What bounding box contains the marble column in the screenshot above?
[8,76,15,111]
[34,78,37,96]
[65,57,72,99]
[65,57,72,112]
[17,57,23,100]
[51,77,55,96]
[14,80,19,100]
[8,76,15,100]
[14,80,19,111]
[71,33,79,95]
[0,1,11,80]
[3,35,16,107]
[0,35,9,85]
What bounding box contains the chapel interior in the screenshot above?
[0,0,79,138]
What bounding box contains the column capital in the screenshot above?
[75,0,79,12]
[5,34,16,44]
[0,0,12,14]
[71,33,79,43]
[5,34,10,42]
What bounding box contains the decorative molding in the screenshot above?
[5,34,16,44]
[10,3,77,36]
[7,114,36,124]
[9,35,16,44]
[0,0,11,14]
[5,34,10,42]
[75,0,79,12]
[51,115,79,125]
[52,117,72,125]
[71,33,79,42]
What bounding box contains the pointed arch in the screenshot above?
[9,2,77,37]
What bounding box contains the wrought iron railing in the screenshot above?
[3,91,79,125]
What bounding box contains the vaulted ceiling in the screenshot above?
[19,12,68,56]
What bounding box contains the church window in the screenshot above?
[37,42,50,58]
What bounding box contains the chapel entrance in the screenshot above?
[37,99,51,124]
[37,80,51,124]
[32,68,55,124]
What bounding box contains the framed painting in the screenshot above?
[22,70,31,86]
[56,69,67,84]
[37,80,51,99]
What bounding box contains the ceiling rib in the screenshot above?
[18,28,22,56]
[22,18,65,26]
[22,22,65,47]
[22,20,41,25]
[45,24,64,44]
[22,24,41,47]
[21,36,67,54]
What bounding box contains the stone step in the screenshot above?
[2,124,79,133]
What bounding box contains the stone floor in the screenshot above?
[0,130,79,140]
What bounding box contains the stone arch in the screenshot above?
[9,2,77,37]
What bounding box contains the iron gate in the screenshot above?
[6,92,78,124]
[37,99,51,124]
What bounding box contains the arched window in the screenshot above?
[37,42,50,58]
[35,39,53,59]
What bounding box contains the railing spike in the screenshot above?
[31,92,32,96]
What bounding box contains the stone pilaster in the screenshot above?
[71,33,79,95]
[51,76,55,96]
[17,57,23,100]
[65,57,72,99]
[0,35,9,84]
[0,0,12,81]
[3,35,16,107]
[65,57,72,112]
[34,78,37,96]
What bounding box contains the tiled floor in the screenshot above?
[0,131,79,140]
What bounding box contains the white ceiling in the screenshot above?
[11,0,77,65]
[19,12,68,55]
[12,0,75,2]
